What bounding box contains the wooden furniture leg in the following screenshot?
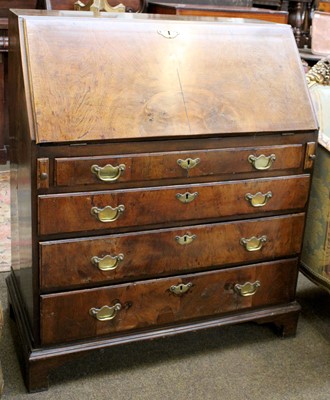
[255,303,301,337]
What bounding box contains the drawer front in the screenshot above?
[40,258,299,345]
[39,214,305,291]
[38,175,310,235]
[54,144,304,187]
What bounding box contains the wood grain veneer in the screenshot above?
[7,10,318,392]
[39,213,305,290]
[23,16,316,143]
[40,259,299,345]
[38,175,310,235]
[54,144,304,187]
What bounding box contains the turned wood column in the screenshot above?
[288,0,313,48]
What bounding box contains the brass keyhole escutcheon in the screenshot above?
[170,282,193,295]
[157,29,180,39]
[175,234,197,245]
[177,158,200,171]
[176,192,198,204]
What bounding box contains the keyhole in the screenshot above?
[186,193,189,200]
[179,284,184,291]
[184,236,187,243]
[187,159,191,166]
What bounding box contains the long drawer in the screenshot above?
[54,144,304,187]
[40,258,299,345]
[39,213,305,291]
[38,175,310,235]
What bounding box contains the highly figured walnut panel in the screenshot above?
[40,258,299,345]
[39,213,305,291]
[38,175,310,235]
[54,144,304,187]
[23,17,317,143]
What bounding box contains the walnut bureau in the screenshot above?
[7,10,318,392]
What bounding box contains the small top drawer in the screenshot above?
[54,144,304,188]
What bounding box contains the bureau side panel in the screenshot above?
[8,12,38,338]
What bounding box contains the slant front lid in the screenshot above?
[20,13,317,143]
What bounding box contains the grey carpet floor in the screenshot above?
[0,271,329,400]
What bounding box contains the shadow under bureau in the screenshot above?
[6,10,318,392]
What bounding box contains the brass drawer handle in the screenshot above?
[245,191,272,207]
[175,234,197,245]
[248,154,276,170]
[240,235,267,252]
[177,158,200,171]
[91,254,124,271]
[176,192,198,203]
[91,205,125,222]
[89,303,122,321]
[91,163,126,182]
[234,281,261,297]
[170,282,193,295]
